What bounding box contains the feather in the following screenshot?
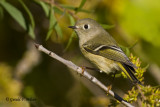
[118,63,143,85]
[83,43,136,68]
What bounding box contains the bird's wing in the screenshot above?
[82,36,143,85]
[82,42,137,69]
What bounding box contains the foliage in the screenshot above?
[123,54,160,106]
[0,0,35,39]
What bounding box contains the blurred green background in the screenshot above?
[0,0,160,107]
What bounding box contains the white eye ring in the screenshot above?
[83,24,90,30]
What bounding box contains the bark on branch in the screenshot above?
[35,43,134,107]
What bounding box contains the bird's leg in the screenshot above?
[112,72,116,82]
[80,66,85,75]
[80,66,101,75]
[107,85,112,95]
[85,66,101,72]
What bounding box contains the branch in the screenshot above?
[34,43,134,107]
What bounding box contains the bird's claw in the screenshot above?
[107,85,112,95]
[80,66,85,75]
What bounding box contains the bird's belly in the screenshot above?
[81,49,119,74]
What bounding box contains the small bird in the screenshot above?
[69,18,142,85]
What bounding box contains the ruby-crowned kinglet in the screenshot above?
[69,18,142,85]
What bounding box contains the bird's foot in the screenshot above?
[107,85,112,95]
[80,66,86,75]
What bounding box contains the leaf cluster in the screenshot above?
[123,54,160,106]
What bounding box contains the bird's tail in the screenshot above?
[118,63,143,86]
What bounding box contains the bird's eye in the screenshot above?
[83,24,90,30]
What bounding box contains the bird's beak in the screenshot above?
[68,26,77,29]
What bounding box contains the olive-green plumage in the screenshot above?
[69,18,142,85]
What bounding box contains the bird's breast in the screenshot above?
[80,47,119,74]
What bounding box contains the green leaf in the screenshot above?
[39,1,49,17]
[125,47,130,57]
[0,0,27,30]
[100,24,115,29]
[143,64,149,71]
[49,7,55,29]
[45,28,53,40]
[64,32,76,52]
[78,0,87,9]
[68,14,75,26]
[46,6,55,40]
[76,0,86,13]
[28,24,36,39]
[53,6,63,14]
[60,4,75,10]
[60,4,92,13]
[46,6,63,40]
[63,15,75,51]
[34,0,50,17]
[113,73,122,78]
[55,22,63,38]
[18,0,35,39]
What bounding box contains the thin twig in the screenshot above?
[136,85,146,101]
[34,43,134,107]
